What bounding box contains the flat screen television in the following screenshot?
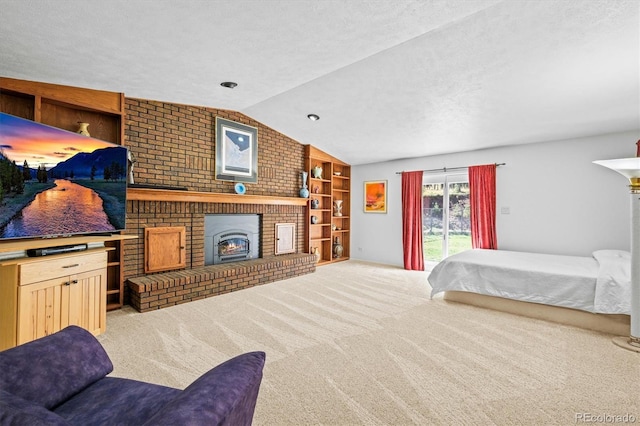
[0,112,128,241]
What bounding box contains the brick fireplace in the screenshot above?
[124,198,306,274]
[123,196,314,311]
[120,98,317,311]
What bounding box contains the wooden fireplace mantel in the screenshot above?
[127,188,309,206]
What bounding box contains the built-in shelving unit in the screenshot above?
[304,145,350,265]
[0,77,128,311]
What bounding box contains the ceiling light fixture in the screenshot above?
[220,82,238,89]
[307,114,320,121]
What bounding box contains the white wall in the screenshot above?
[351,131,638,267]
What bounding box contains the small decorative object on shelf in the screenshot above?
[313,185,320,194]
[310,198,319,209]
[312,247,321,263]
[77,122,90,136]
[310,215,318,224]
[331,223,337,231]
[127,151,136,184]
[333,236,344,259]
[311,165,323,179]
[299,171,310,198]
[234,182,247,195]
[333,199,343,217]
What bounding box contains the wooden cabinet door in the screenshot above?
[79,268,107,335]
[145,227,186,273]
[17,277,65,345]
[275,223,296,254]
[62,269,107,336]
[17,268,107,345]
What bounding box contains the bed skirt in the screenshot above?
[442,290,630,336]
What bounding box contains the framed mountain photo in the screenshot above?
[215,117,258,183]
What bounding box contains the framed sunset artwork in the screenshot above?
[364,180,387,213]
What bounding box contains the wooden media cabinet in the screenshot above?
[0,235,136,350]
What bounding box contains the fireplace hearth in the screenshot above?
[204,214,260,265]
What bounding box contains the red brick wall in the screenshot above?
[125,99,305,195]
[123,99,308,280]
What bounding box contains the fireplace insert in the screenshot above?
[204,214,260,265]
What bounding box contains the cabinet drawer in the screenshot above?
[19,252,107,285]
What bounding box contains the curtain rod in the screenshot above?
[395,162,505,175]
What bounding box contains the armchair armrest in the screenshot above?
[0,326,113,409]
[143,351,265,426]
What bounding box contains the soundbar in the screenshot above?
[27,244,88,257]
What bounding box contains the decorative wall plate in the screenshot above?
[234,182,246,195]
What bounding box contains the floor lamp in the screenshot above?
[593,155,640,353]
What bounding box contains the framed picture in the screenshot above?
[215,117,258,183]
[364,180,387,213]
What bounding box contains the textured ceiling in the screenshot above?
[0,0,638,165]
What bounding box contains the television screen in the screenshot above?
[0,112,128,240]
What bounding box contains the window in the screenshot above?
[423,173,471,263]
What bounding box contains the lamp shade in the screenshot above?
[593,158,640,180]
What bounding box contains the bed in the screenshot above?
[427,249,631,333]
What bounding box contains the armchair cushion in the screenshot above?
[53,377,180,425]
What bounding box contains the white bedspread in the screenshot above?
[592,250,631,314]
[427,249,631,314]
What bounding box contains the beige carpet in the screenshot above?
[98,260,639,425]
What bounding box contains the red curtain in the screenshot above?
[469,164,497,249]
[401,171,425,270]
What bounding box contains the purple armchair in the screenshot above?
[0,326,265,425]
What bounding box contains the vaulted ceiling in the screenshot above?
[0,0,638,165]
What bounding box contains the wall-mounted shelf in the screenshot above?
[128,188,308,206]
